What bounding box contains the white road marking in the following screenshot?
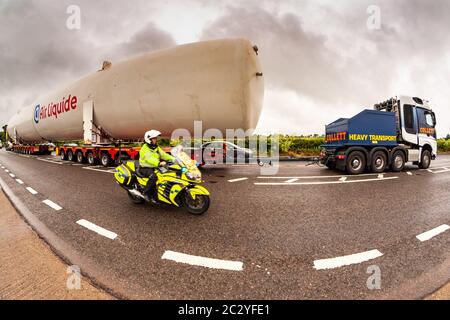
[255,177,398,186]
[15,179,24,185]
[377,174,384,179]
[406,171,413,176]
[258,173,383,180]
[9,173,15,178]
[339,177,347,182]
[82,166,116,174]
[314,249,383,270]
[37,158,63,165]
[228,177,248,183]
[285,178,299,183]
[5,169,9,172]
[416,224,450,242]
[42,199,63,211]
[427,169,433,173]
[162,250,244,271]
[76,219,118,240]
[26,187,38,195]
[431,168,450,174]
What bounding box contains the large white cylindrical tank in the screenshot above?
[7,38,264,143]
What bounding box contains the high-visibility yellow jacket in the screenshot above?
[139,144,174,168]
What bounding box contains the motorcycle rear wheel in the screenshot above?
[182,193,210,215]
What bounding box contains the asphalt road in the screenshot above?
[0,149,449,299]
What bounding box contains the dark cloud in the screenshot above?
[0,0,175,125]
[200,0,450,134]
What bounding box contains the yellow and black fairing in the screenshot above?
[154,160,210,207]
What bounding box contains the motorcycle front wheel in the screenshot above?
[182,193,210,215]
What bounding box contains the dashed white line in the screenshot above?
[162,250,244,271]
[258,173,383,180]
[406,171,413,176]
[5,169,9,172]
[314,249,383,270]
[9,173,15,178]
[76,219,118,240]
[37,158,63,165]
[228,177,248,183]
[255,177,398,186]
[15,179,24,185]
[82,167,115,174]
[416,224,450,242]
[42,199,63,211]
[285,178,299,183]
[26,187,38,195]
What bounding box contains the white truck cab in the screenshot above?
[375,95,437,168]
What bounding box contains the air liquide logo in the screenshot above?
[34,105,41,124]
[34,95,78,123]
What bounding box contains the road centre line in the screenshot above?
[76,219,118,240]
[255,177,398,186]
[42,199,63,211]
[416,224,450,242]
[82,167,115,174]
[285,178,299,183]
[37,158,63,165]
[162,250,244,271]
[257,172,389,179]
[228,177,248,183]
[15,179,24,185]
[314,249,383,270]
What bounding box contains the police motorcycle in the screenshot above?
[114,146,210,215]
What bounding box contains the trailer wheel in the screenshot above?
[419,150,431,169]
[371,151,387,173]
[67,150,74,162]
[391,150,405,172]
[101,153,112,167]
[87,152,97,165]
[60,150,67,160]
[346,151,366,175]
[76,151,85,163]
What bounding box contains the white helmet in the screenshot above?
[144,130,161,144]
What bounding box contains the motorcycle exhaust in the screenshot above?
[128,188,145,199]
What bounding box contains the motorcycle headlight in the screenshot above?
[186,171,195,180]
[186,171,201,182]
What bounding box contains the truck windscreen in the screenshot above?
[417,107,436,138]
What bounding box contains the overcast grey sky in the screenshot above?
[1,0,449,136]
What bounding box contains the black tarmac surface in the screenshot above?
[0,149,449,299]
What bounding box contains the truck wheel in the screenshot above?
[371,151,387,173]
[346,151,366,175]
[67,150,74,162]
[76,151,85,163]
[419,150,431,169]
[101,153,112,167]
[60,150,67,160]
[87,152,97,165]
[391,150,405,172]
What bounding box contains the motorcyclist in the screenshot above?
[139,130,175,202]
